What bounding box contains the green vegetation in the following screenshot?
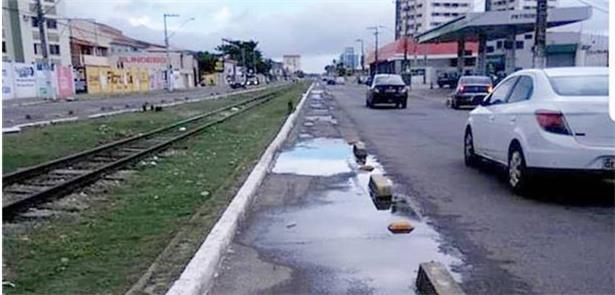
[3,82,309,294]
[2,88,278,173]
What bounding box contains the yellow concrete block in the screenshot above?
[388,220,414,234]
[369,174,392,198]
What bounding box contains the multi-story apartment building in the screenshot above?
[2,0,71,65]
[282,54,301,73]
[339,47,358,70]
[491,0,559,11]
[395,0,473,39]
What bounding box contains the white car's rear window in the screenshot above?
[549,75,608,96]
[374,75,405,86]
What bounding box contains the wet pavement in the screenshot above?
[210,84,464,294]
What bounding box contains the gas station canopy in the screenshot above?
[416,7,592,43]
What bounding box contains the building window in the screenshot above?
[516,41,524,49]
[524,34,532,39]
[34,43,42,55]
[47,19,57,29]
[487,46,494,53]
[31,17,39,27]
[2,41,6,53]
[496,41,502,49]
[49,44,60,55]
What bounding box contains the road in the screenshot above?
[2,83,280,128]
[210,82,614,294]
[328,83,615,294]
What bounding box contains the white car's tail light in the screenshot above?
[535,110,572,135]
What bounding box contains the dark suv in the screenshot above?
[448,76,493,109]
[365,74,408,109]
[437,72,460,88]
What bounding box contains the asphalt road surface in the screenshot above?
[211,82,614,294]
[328,84,614,294]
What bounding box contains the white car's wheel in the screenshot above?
[464,129,478,167]
[508,144,531,194]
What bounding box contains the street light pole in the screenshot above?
[164,13,179,91]
[355,39,365,73]
[222,38,247,83]
[367,26,384,74]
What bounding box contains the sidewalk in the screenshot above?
[2,83,281,129]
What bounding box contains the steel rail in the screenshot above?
[2,89,283,220]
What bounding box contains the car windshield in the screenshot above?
[374,75,405,86]
[459,77,491,85]
[548,75,609,96]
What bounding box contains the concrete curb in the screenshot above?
[416,262,465,295]
[3,84,286,133]
[165,82,315,295]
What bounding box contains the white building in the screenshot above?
[491,0,558,11]
[486,31,609,70]
[2,0,71,66]
[282,54,301,73]
[395,0,473,39]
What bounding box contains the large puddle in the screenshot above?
[261,138,463,294]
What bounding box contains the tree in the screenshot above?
[216,40,269,74]
[196,51,220,75]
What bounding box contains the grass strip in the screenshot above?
[2,82,309,295]
[2,87,282,173]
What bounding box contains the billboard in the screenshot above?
[2,62,15,99]
[56,65,75,98]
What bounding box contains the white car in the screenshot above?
[464,67,613,193]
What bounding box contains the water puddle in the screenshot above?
[260,137,464,294]
[272,138,352,176]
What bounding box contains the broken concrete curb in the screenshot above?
[165,82,315,295]
[416,262,465,295]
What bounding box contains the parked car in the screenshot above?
[335,77,346,85]
[326,78,336,85]
[448,76,493,109]
[365,74,408,109]
[437,72,460,88]
[463,67,613,193]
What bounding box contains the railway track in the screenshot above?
[2,89,284,220]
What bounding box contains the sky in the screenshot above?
[64,0,609,73]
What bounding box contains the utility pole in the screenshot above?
[355,39,365,73]
[411,0,418,74]
[164,13,179,91]
[367,26,384,74]
[533,0,548,68]
[36,0,54,99]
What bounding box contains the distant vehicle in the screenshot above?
[246,77,260,86]
[464,67,614,193]
[229,81,246,89]
[335,77,346,85]
[326,78,336,85]
[437,72,460,88]
[448,76,493,109]
[365,75,373,86]
[357,75,369,84]
[365,74,408,109]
